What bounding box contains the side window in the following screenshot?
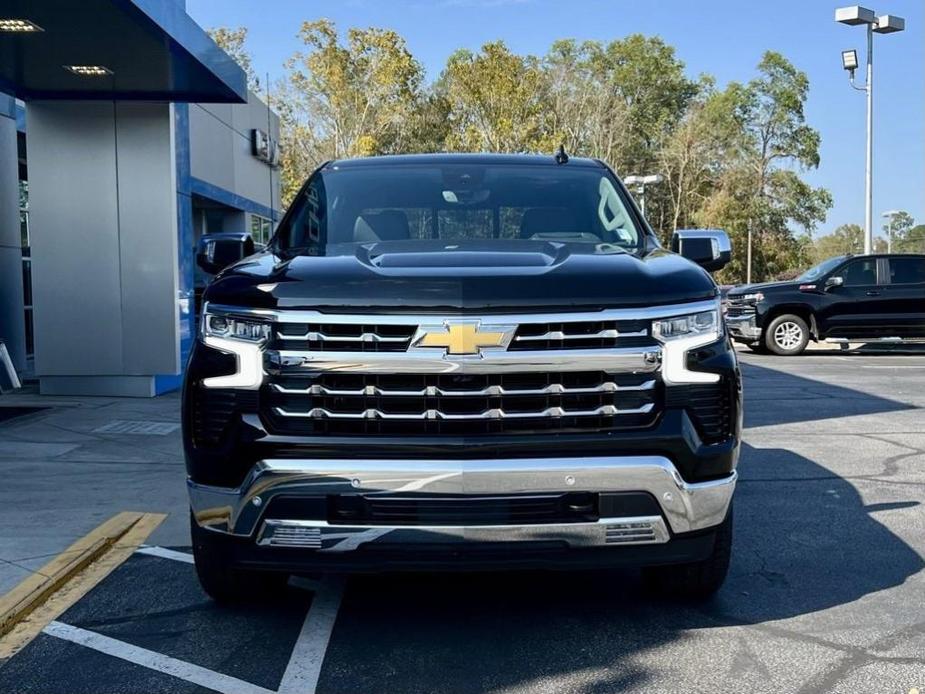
[835,258,878,286]
[888,257,925,284]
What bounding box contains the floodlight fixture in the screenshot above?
[841,49,859,72]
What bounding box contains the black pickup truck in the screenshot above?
[184,153,741,602]
[726,254,925,355]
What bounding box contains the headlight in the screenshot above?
[199,306,268,389]
[202,311,270,343]
[652,303,722,385]
[741,292,764,303]
[652,308,721,341]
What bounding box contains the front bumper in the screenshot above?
[726,314,761,341]
[189,455,736,555]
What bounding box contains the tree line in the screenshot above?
[208,21,913,285]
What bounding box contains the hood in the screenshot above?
[727,280,799,297]
[204,240,717,312]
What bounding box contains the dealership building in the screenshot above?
[0,0,281,396]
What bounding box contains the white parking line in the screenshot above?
[135,546,195,564]
[43,621,274,694]
[278,576,346,694]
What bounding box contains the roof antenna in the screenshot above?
[554,144,569,165]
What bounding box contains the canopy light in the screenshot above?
[64,65,113,77]
[841,49,859,71]
[0,18,44,32]
[835,6,876,25]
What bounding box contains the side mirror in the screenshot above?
[671,229,732,272]
[824,275,844,290]
[196,233,255,275]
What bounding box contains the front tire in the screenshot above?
[190,513,288,603]
[642,510,732,600]
[764,314,809,356]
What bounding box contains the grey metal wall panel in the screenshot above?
[115,102,179,375]
[189,103,236,191]
[189,91,280,214]
[27,102,124,375]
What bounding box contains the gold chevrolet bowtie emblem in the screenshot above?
[416,322,509,355]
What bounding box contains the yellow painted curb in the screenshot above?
[0,511,166,660]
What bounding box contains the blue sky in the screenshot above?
[186,0,924,238]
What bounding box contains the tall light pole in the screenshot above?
[836,6,905,256]
[624,174,664,218]
[882,209,901,252]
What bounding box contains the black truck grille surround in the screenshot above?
[190,389,259,447]
[665,382,733,444]
[262,371,661,436]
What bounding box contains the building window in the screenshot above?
[250,214,273,246]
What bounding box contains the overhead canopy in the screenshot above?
[0,0,246,103]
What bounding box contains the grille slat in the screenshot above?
[271,379,655,398]
[274,402,655,421]
[273,323,416,352]
[263,371,660,436]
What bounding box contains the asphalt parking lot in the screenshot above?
[1,347,924,693]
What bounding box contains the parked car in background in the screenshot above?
[726,254,925,355]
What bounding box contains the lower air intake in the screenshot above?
[259,522,322,548]
[605,520,661,544]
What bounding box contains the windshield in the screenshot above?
[796,255,849,282]
[276,163,645,255]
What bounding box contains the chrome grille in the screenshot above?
[511,319,650,350]
[272,323,416,352]
[724,302,756,318]
[270,317,655,353]
[262,371,661,436]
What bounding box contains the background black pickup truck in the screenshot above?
[726,254,925,355]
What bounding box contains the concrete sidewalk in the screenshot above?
[0,388,189,595]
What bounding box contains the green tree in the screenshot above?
[440,41,552,152]
[208,26,260,92]
[695,52,832,283]
[813,223,863,261]
[882,210,914,252]
[657,78,741,241]
[540,36,697,235]
[278,20,425,202]
[896,224,925,254]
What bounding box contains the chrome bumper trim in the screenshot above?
[256,516,671,551]
[188,456,736,540]
[726,314,760,340]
